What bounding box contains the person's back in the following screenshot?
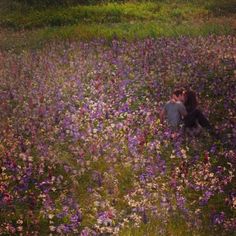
[160,89,187,128]
[164,100,186,127]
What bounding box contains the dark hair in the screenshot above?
[173,89,184,97]
[184,90,198,112]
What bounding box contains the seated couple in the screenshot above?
[160,88,214,136]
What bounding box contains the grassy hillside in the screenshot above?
[0,2,211,29]
[0,1,235,50]
[0,1,235,235]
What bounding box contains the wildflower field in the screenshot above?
[0,35,235,235]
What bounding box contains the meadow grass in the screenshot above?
[119,209,224,236]
[0,20,234,51]
[0,1,235,50]
[0,2,209,29]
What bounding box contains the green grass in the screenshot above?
[0,21,234,51]
[0,2,209,29]
[119,215,216,236]
[0,1,235,50]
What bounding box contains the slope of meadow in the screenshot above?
[0,0,235,235]
[0,36,235,235]
[0,0,235,50]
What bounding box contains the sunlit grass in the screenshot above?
[119,214,218,236]
[0,1,235,51]
[0,21,234,51]
[0,2,209,29]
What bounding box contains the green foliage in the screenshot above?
[0,2,209,29]
[0,1,235,51]
[1,1,235,30]
[4,0,126,8]
[207,0,236,16]
[0,21,234,51]
[119,215,214,236]
[16,0,66,6]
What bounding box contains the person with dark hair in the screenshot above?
[183,90,213,136]
[160,89,187,128]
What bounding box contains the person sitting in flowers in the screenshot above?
[183,90,214,136]
[160,89,187,128]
